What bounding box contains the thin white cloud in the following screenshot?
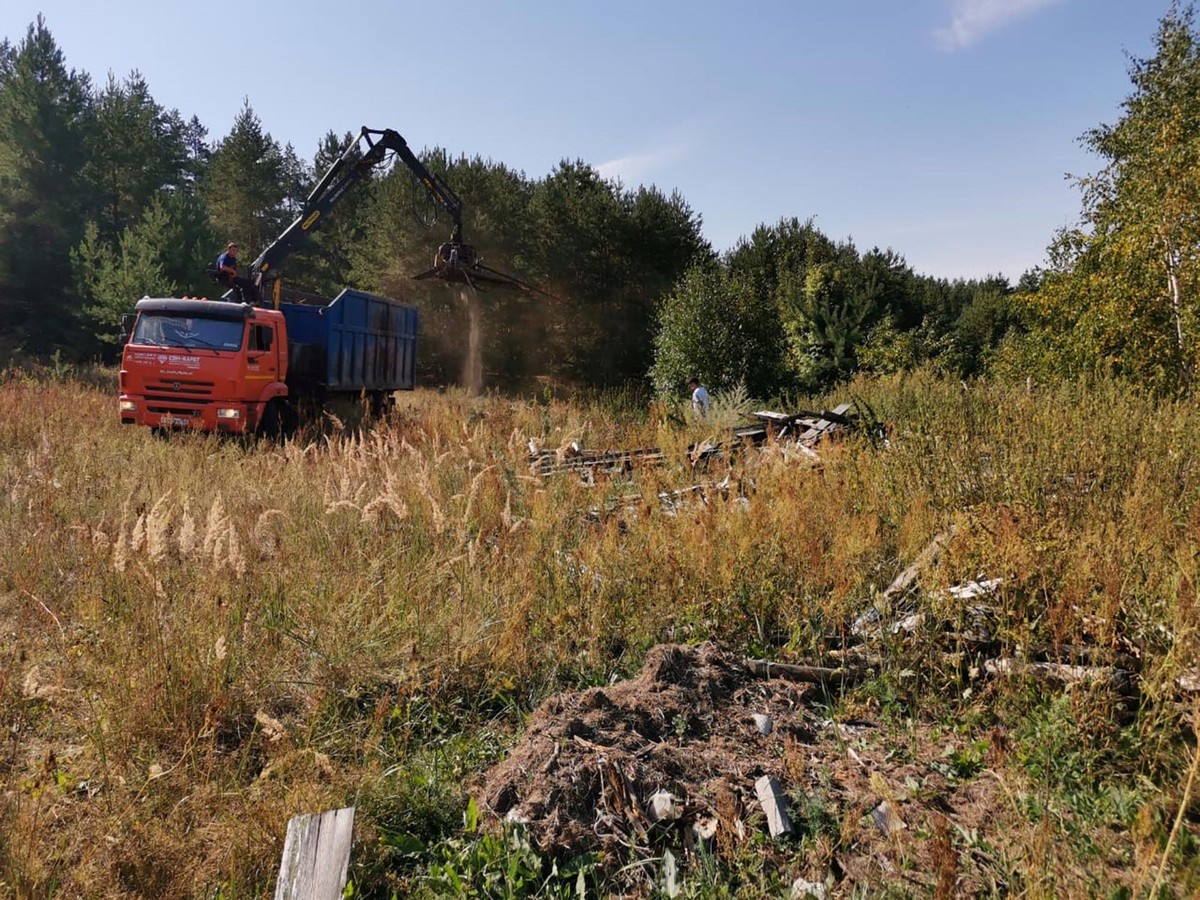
[934,0,1066,51]
[597,143,688,184]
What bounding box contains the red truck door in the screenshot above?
[246,322,279,389]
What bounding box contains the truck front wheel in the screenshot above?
[259,399,297,440]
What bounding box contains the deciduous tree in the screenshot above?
[1032,2,1200,393]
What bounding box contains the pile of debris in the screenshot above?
[474,643,1007,894]
[731,404,856,447]
[844,526,1200,702]
[475,534,1199,891]
[528,404,860,481]
[692,404,857,467]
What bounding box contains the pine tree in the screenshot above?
[75,199,178,345]
[200,101,303,259]
[0,16,94,355]
[86,71,189,239]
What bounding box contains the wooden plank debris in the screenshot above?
[529,403,859,478]
[755,775,793,837]
[745,658,864,686]
[274,806,355,900]
[984,658,1131,690]
[852,526,958,636]
[882,527,958,604]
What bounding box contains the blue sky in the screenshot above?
[1,1,1170,279]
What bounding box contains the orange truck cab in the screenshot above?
[119,291,417,435]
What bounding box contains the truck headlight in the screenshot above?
[119,400,137,412]
[216,408,241,419]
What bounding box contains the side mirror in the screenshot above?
[120,314,136,344]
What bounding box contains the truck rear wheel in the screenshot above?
[368,390,396,419]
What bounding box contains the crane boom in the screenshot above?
[223,125,543,306]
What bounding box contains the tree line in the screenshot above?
[2,7,1198,396]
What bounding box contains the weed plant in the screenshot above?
[0,367,1197,896]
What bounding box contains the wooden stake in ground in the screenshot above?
[274,807,355,900]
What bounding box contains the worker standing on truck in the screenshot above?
[215,243,259,304]
[687,378,710,417]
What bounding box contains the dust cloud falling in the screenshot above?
[460,285,483,396]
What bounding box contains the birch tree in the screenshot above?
[1035,3,1200,392]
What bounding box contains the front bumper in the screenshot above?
[119,396,254,433]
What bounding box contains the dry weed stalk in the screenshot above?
[225,523,246,576]
[361,494,408,525]
[201,495,229,560]
[253,509,286,557]
[111,500,131,573]
[129,511,147,555]
[177,498,198,557]
[145,492,173,565]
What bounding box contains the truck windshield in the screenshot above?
[132,314,244,351]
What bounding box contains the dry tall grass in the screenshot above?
[0,368,1197,896]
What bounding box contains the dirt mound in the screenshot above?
[477,643,819,860]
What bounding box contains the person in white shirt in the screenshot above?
[687,377,710,417]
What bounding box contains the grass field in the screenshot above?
[1,366,1198,898]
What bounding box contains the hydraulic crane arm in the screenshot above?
[228,125,545,306]
[246,127,465,306]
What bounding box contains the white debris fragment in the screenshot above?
[752,713,774,735]
[791,877,829,900]
[692,815,718,843]
[646,790,682,822]
[891,612,925,634]
[947,577,1002,601]
[871,799,906,837]
[754,775,792,837]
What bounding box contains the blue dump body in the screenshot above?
[282,289,418,394]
